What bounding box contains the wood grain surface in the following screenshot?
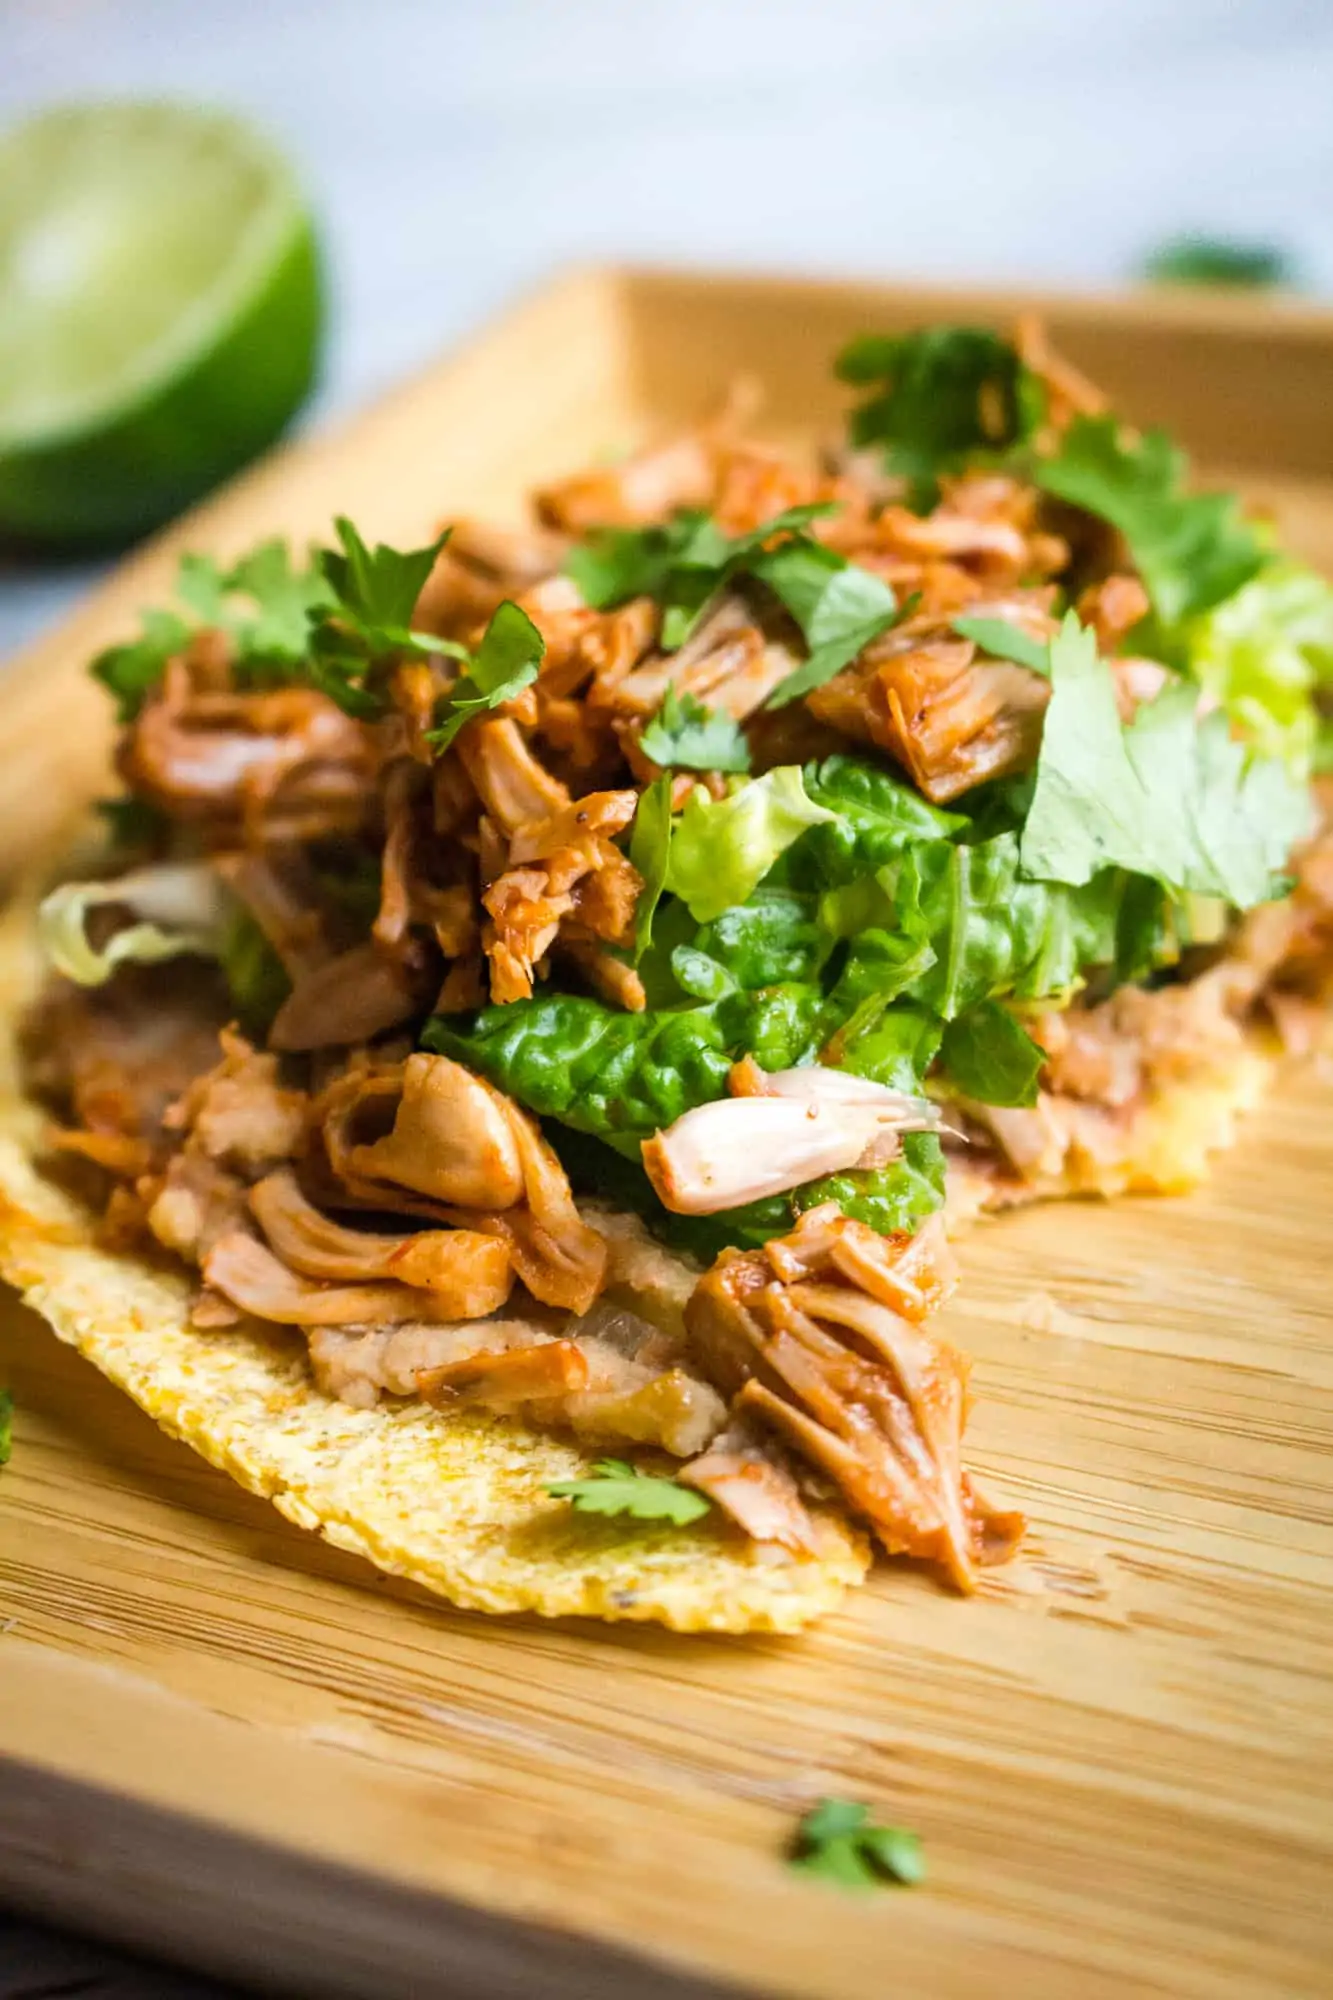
[1,270,1331,2000]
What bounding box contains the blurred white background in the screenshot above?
[3,0,1332,652]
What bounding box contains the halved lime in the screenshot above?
[0,103,324,546]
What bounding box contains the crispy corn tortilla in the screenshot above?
[945,1049,1275,1228]
[0,890,1275,1631]
[0,904,869,1633]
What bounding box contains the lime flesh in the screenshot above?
[0,103,324,546]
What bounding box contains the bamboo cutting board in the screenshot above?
[1,270,1332,2000]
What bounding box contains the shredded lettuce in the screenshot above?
[425,985,832,1150]
[939,1002,1044,1107]
[38,865,230,988]
[1182,562,1333,772]
[664,768,835,924]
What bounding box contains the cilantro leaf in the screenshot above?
[91,540,332,722]
[836,325,1043,508]
[566,501,899,697]
[424,600,545,751]
[638,688,752,773]
[548,1457,711,1526]
[1020,614,1312,907]
[1035,415,1266,629]
[753,539,901,706]
[951,614,1051,676]
[790,1798,925,1891]
[940,1000,1045,1106]
[92,607,191,721]
[228,541,332,658]
[628,773,674,958]
[309,518,464,719]
[0,1387,11,1468]
[318,515,445,631]
[566,502,837,650]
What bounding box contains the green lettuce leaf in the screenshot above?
[796,755,965,885]
[797,1132,946,1239]
[424,983,831,1148]
[836,326,1043,509]
[1182,561,1333,772]
[939,1001,1044,1106]
[1020,615,1312,908]
[865,832,1129,1017]
[665,768,835,924]
[1034,416,1266,628]
[628,773,674,958]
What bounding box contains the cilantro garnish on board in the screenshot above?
[0,1388,13,1469]
[790,1798,926,1890]
[548,1457,711,1526]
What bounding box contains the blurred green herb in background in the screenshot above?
[1140,235,1298,291]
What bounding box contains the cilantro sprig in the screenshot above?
[639,688,752,772]
[836,325,1044,509]
[547,1456,711,1527]
[790,1799,926,1890]
[305,517,467,719]
[566,502,900,706]
[950,614,1051,677]
[1034,416,1267,630]
[566,502,836,650]
[0,1388,12,1469]
[92,540,332,721]
[424,601,546,750]
[753,540,901,706]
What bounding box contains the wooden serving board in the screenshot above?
[2,270,1333,2000]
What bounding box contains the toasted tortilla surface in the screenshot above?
[0,896,1279,1631]
[0,911,869,1633]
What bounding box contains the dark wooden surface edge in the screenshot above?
[0,1755,744,2000]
